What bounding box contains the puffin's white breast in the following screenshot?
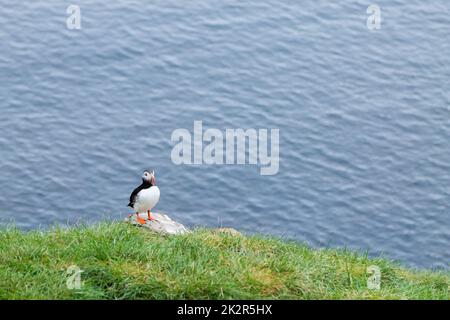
[134,186,160,213]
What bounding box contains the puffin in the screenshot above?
[128,169,160,224]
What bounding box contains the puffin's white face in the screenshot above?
[142,170,155,184]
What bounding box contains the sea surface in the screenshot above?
[0,1,448,269]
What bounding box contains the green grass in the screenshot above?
[0,222,448,299]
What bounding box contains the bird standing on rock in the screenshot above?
[128,169,160,224]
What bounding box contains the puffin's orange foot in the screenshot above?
[137,217,147,225]
[135,214,146,225]
[147,211,156,221]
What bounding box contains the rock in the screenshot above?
[214,228,242,236]
[125,212,189,235]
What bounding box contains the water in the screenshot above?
[0,1,448,269]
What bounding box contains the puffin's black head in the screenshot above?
[142,169,156,185]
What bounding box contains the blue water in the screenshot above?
[0,1,449,269]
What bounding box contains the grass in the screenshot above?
[0,222,448,299]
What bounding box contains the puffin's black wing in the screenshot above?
[128,184,144,208]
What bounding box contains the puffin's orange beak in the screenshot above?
[151,176,156,185]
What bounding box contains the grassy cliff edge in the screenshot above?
[0,222,448,299]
